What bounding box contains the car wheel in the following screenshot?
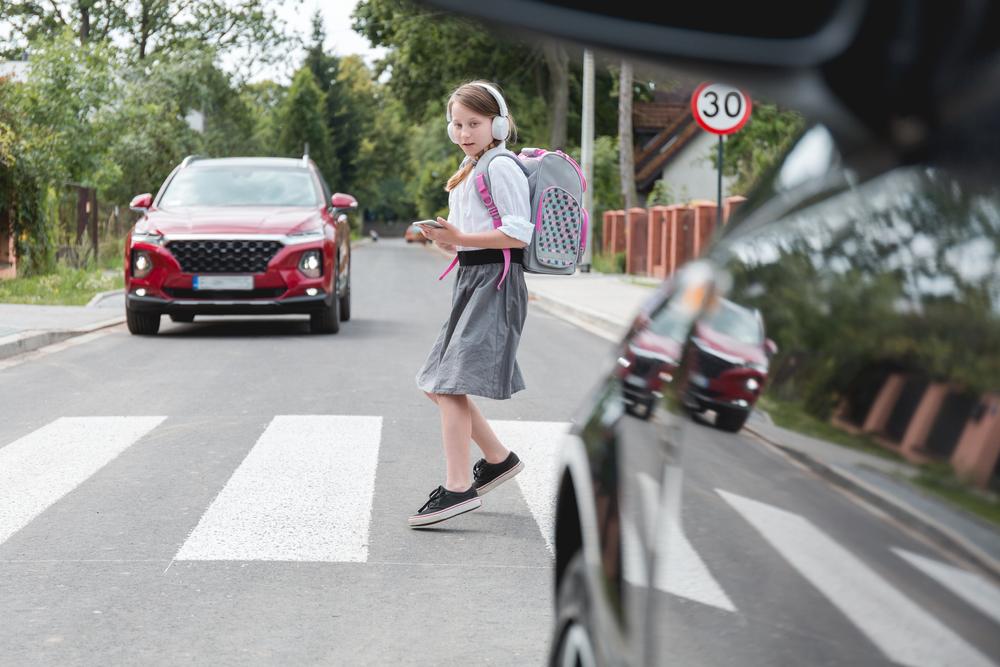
[310,257,340,334]
[339,257,351,322]
[716,407,749,433]
[169,314,195,323]
[549,553,598,667]
[126,307,161,335]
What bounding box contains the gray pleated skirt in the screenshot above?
[416,260,528,400]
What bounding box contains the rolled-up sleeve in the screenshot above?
[488,157,533,245]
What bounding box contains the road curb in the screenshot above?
[745,424,1000,580]
[87,288,125,307]
[0,315,126,361]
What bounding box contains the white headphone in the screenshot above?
[446,82,510,144]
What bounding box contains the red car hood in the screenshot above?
[695,322,768,368]
[143,206,323,235]
[633,329,683,364]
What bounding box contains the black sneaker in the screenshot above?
[472,451,525,495]
[408,485,482,528]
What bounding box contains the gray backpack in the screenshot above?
[439,147,589,288]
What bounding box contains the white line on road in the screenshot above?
[0,416,166,546]
[894,547,1000,626]
[719,490,994,667]
[638,472,735,611]
[487,420,570,554]
[174,415,382,562]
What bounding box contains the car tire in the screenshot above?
[126,307,161,335]
[169,314,195,323]
[339,256,351,322]
[310,257,340,334]
[549,552,598,667]
[716,407,749,433]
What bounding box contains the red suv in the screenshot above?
[123,156,356,335]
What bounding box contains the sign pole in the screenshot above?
[717,134,723,227]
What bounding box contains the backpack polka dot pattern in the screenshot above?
[536,187,581,268]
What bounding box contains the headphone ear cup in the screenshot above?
[492,116,509,141]
[447,122,460,144]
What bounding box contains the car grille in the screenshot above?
[164,287,286,299]
[166,239,283,273]
[695,346,737,378]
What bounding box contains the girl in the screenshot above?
[409,81,532,527]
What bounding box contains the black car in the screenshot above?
[429,2,1000,666]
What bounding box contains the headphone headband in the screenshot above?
[446,82,508,122]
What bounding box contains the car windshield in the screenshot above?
[702,300,762,345]
[159,166,320,207]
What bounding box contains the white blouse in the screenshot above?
[447,143,533,251]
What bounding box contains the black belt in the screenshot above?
[457,248,524,266]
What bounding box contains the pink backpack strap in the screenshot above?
[474,173,510,290]
[437,255,459,281]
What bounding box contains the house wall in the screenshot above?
[658,131,738,203]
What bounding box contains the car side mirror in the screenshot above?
[331,193,358,211]
[765,339,778,356]
[130,193,152,213]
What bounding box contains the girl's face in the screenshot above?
[450,101,495,157]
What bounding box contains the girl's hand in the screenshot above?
[419,217,464,247]
[436,241,457,254]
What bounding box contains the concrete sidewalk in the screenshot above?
[0,294,125,360]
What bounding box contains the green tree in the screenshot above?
[0,0,298,76]
[713,102,805,194]
[276,67,335,182]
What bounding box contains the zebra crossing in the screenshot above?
[1,415,997,666]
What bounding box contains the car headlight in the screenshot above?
[298,250,322,278]
[745,378,761,392]
[132,250,153,278]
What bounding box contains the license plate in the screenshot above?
[193,275,254,290]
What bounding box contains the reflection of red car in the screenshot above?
[404,223,429,243]
[617,299,686,419]
[682,298,777,432]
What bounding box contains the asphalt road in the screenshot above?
[1,239,997,666]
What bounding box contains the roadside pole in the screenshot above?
[580,49,595,272]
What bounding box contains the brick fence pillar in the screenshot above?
[951,394,1000,488]
[899,383,949,459]
[625,207,648,275]
[664,204,683,276]
[691,200,718,258]
[647,206,669,278]
[723,195,748,226]
[862,373,907,434]
[611,210,626,255]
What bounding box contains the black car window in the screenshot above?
[159,166,322,207]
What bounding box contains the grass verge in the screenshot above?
[758,395,1000,527]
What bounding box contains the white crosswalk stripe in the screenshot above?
[719,489,995,667]
[174,415,382,562]
[894,547,1000,626]
[487,420,570,554]
[0,416,166,547]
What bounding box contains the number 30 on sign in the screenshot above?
[691,82,752,135]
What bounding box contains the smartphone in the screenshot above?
[414,219,444,229]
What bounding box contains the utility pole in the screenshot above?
[580,49,595,271]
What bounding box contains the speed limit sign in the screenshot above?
[691,82,752,135]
